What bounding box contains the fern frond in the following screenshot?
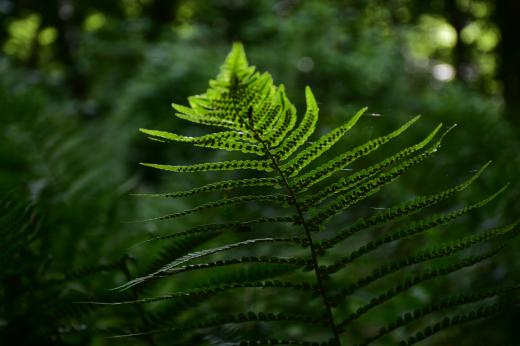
[397,303,512,346]
[118,238,299,291]
[88,280,317,306]
[164,256,310,276]
[172,102,245,130]
[315,161,493,250]
[323,186,509,275]
[127,43,516,345]
[133,216,296,245]
[273,87,319,160]
[235,339,330,346]
[137,194,290,222]
[307,129,452,227]
[357,285,520,346]
[109,312,328,338]
[327,221,515,290]
[335,244,513,327]
[282,107,368,177]
[300,123,442,208]
[132,177,281,198]
[140,159,273,173]
[139,128,263,155]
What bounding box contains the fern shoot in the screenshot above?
[108,43,518,345]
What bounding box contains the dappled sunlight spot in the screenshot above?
[38,27,57,46]
[432,63,455,82]
[435,23,457,48]
[461,21,500,52]
[84,13,107,32]
[3,14,41,60]
[405,15,457,61]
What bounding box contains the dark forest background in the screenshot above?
[1,0,519,345]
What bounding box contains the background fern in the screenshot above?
[102,44,519,345]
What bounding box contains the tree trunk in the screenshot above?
[495,0,520,131]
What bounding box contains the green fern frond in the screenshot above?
[282,107,367,177]
[139,128,263,155]
[307,128,453,227]
[88,280,317,306]
[322,186,509,274]
[133,216,296,245]
[334,242,515,326]
[110,311,328,338]
[141,159,274,173]
[299,123,442,208]
[356,285,519,346]
[316,161,493,250]
[327,221,516,290]
[292,115,428,193]
[118,237,302,291]
[133,177,281,198]
[112,43,518,345]
[137,194,290,222]
[397,303,513,346]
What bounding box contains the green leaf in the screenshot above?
[136,194,290,222]
[323,186,509,275]
[140,159,273,173]
[108,311,328,338]
[335,245,512,328]
[139,128,263,155]
[316,161,493,250]
[357,285,520,346]
[282,107,368,176]
[307,130,450,227]
[398,303,508,346]
[133,177,281,198]
[273,87,319,160]
[117,238,298,291]
[292,117,436,193]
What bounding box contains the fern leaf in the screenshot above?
[256,86,296,145]
[137,194,290,222]
[335,245,513,328]
[139,128,263,155]
[166,256,310,275]
[133,177,281,198]
[273,87,319,160]
[328,221,515,292]
[236,339,329,346]
[88,280,317,306]
[357,285,519,346]
[292,117,437,193]
[172,102,245,130]
[316,161,493,250]
[323,186,509,275]
[140,159,273,173]
[117,238,298,291]
[258,85,298,147]
[109,312,328,338]
[133,216,296,245]
[308,130,451,227]
[130,43,516,344]
[281,107,368,176]
[397,303,510,346]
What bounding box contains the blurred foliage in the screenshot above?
[0,0,518,345]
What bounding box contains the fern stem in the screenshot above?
[248,120,342,345]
